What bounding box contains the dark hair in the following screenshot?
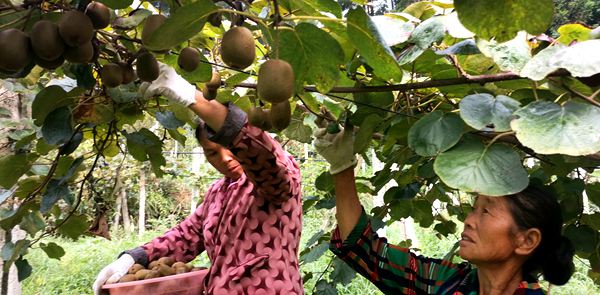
[194,119,206,144]
[505,183,575,285]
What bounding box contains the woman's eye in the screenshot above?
[482,208,489,214]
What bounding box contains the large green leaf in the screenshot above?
[124,128,166,176]
[281,0,342,18]
[557,24,591,45]
[155,111,185,130]
[511,101,600,156]
[284,113,313,144]
[0,154,37,189]
[145,0,218,51]
[433,136,529,196]
[31,86,81,126]
[300,241,329,264]
[276,23,345,93]
[520,44,566,81]
[56,214,89,240]
[347,7,402,82]
[454,0,554,42]
[41,107,73,146]
[459,94,520,132]
[408,111,464,157]
[353,114,381,154]
[112,9,152,30]
[477,33,531,74]
[408,16,446,49]
[564,224,598,254]
[552,40,600,78]
[41,180,72,214]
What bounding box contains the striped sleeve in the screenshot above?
[330,210,470,294]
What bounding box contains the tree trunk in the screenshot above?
[121,188,131,233]
[0,225,25,295]
[138,167,146,237]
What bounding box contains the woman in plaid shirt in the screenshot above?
[314,127,575,294]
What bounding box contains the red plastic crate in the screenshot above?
[102,268,208,295]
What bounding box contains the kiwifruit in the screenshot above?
[101,63,123,87]
[157,264,175,276]
[30,20,65,61]
[248,106,267,128]
[134,269,151,280]
[220,26,255,69]
[206,71,221,90]
[119,274,137,283]
[157,257,175,267]
[34,54,64,70]
[270,101,291,131]
[145,270,161,279]
[142,15,167,46]
[148,260,159,270]
[0,29,32,72]
[128,264,145,274]
[58,11,94,47]
[261,109,273,131]
[257,59,294,103]
[178,47,200,72]
[118,62,136,84]
[208,12,221,27]
[175,267,188,274]
[85,2,111,29]
[64,42,94,63]
[136,52,159,82]
[201,85,217,100]
[171,262,187,269]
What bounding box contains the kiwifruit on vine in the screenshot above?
[206,71,221,90]
[30,20,65,61]
[248,106,268,129]
[101,63,123,88]
[270,101,292,131]
[141,14,167,46]
[0,28,32,73]
[202,85,217,100]
[58,11,94,47]
[178,47,201,72]
[118,62,136,84]
[208,12,222,27]
[64,42,94,63]
[85,2,111,30]
[257,59,295,103]
[136,52,160,82]
[34,55,65,70]
[220,26,255,69]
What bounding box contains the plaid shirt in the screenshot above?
[329,210,546,295]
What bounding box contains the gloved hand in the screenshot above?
[314,125,357,175]
[92,254,135,295]
[139,62,197,106]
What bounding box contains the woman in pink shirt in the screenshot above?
[93,63,303,294]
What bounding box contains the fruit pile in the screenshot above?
[118,257,204,283]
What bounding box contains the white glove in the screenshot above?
[139,62,197,106]
[92,254,135,295]
[314,126,358,175]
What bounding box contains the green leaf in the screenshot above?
[112,9,152,30]
[0,154,38,189]
[353,114,381,154]
[41,107,73,146]
[315,280,337,295]
[31,86,80,126]
[433,136,529,196]
[19,210,45,236]
[145,0,218,51]
[57,214,89,240]
[315,171,334,191]
[276,23,344,93]
[511,101,600,156]
[347,7,402,82]
[71,64,96,90]
[164,53,212,83]
[300,241,329,264]
[15,257,32,282]
[155,111,185,129]
[454,0,553,42]
[459,94,520,132]
[408,111,464,157]
[284,114,313,144]
[41,180,72,214]
[520,44,566,81]
[586,183,600,208]
[281,0,342,18]
[557,24,591,45]
[407,16,446,49]
[330,258,356,285]
[552,40,600,78]
[98,0,133,9]
[437,39,480,56]
[124,129,166,176]
[564,224,598,254]
[477,33,531,74]
[106,83,142,103]
[40,242,66,260]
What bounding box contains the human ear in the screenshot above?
[515,228,542,256]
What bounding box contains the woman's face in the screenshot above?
[459,195,521,266]
[199,136,244,179]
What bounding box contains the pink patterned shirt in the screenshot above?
[124,105,303,294]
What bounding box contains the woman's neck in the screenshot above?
[476,263,524,295]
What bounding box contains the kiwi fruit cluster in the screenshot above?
[101,62,136,88]
[0,2,110,74]
[118,257,205,283]
[248,101,291,132]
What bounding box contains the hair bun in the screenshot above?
[542,236,575,285]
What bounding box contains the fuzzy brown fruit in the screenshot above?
[147,261,159,270]
[34,54,64,70]
[142,15,167,46]
[134,269,151,280]
[119,274,137,283]
[208,12,222,27]
[136,52,159,82]
[0,29,32,72]
[145,270,161,279]
[206,71,221,90]
[157,257,175,266]
[257,59,295,104]
[201,85,217,100]
[220,26,255,69]
[64,42,94,63]
[101,63,123,88]
[58,11,94,47]
[85,2,111,29]
[248,106,267,129]
[118,62,136,84]
[30,20,65,61]
[158,264,175,276]
[270,102,291,131]
[128,264,145,274]
[178,47,200,72]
